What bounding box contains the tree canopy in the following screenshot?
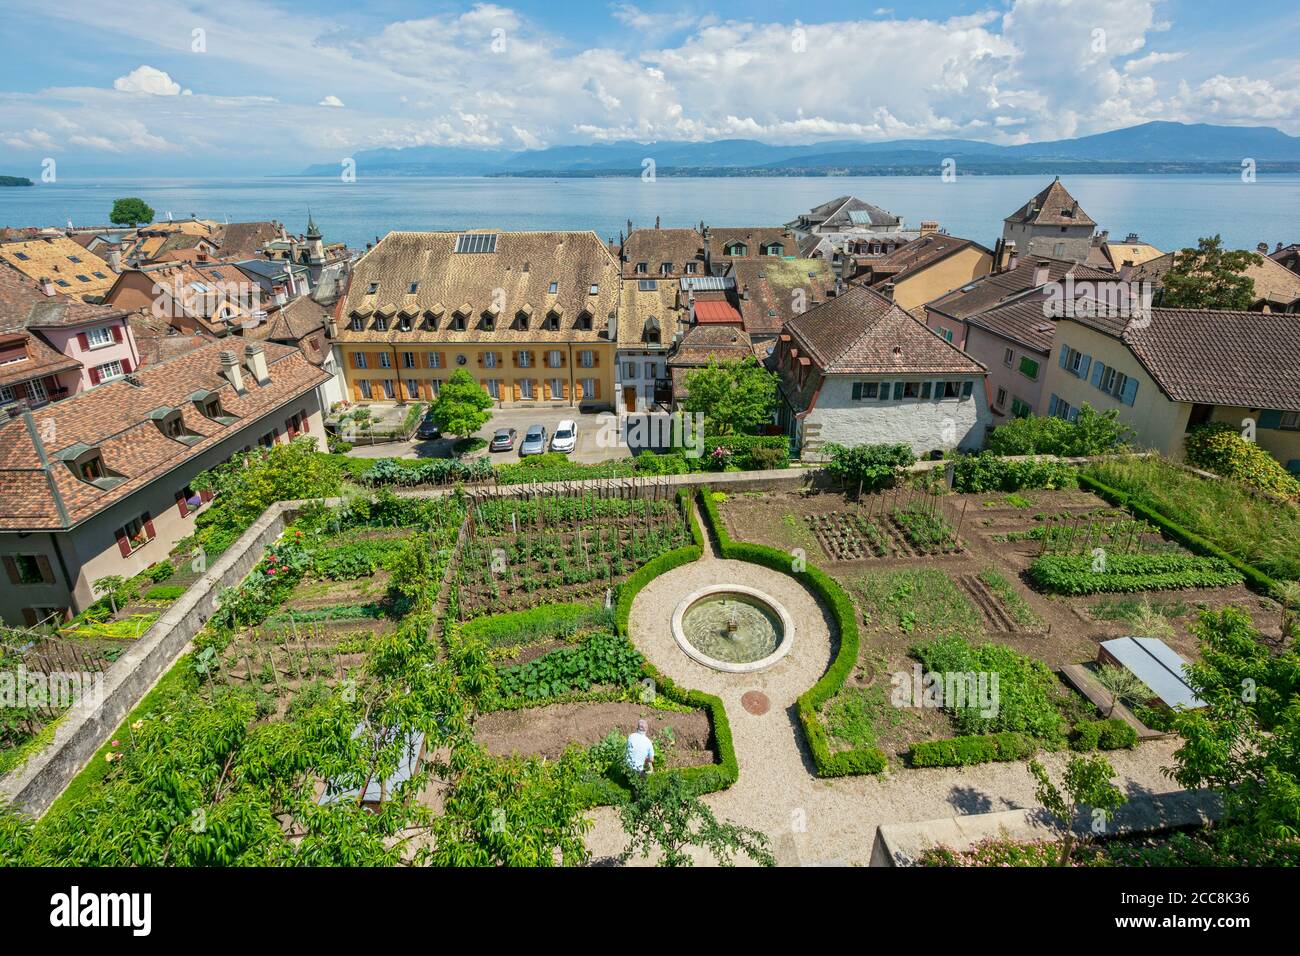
[1160,235,1262,311]
[429,369,494,440]
[109,197,155,227]
[681,357,779,435]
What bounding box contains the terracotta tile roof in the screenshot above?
[710,227,797,260]
[336,231,620,346]
[0,236,115,300]
[964,290,1059,353]
[726,257,836,336]
[693,299,743,324]
[619,228,705,278]
[1063,306,1300,411]
[926,258,1114,320]
[0,330,81,389]
[245,296,332,366]
[217,221,281,260]
[0,339,329,530]
[785,284,986,376]
[1004,178,1096,228]
[617,279,684,349]
[0,261,129,331]
[867,233,989,283]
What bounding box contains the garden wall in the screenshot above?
[869,788,1224,867]
[0,500,304,816]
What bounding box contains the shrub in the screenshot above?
[824,442,916,492]
[1029,553,1243,595]
[1184,423,1300,498]
[912,634,1066,740]
[142,584,186,603]
[700,434,789,471]
[986,405,1132,457]
[1070,718,1138,751]
[144,561,174,583]
[952,453,1077,493]
[910,732,1035,767]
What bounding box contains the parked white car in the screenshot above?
[551,419,578,454]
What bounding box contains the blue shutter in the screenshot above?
[921,381,932,399]
[1048,394,1059,416]
[1090,361,1105,388]
[961,381,973,398]
[1120,378,1138,406]
[893,382,904,400]
[879,382,891,402]
[1058,346,1070,368]
[1077,354,1091,379]
[852,382,862,401]
[1259,410,1283,429]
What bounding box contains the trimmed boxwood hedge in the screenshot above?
[909,731,1035,768]
[696,487,887,776]
[599,487,739,801]
[1077,472,1278,595]
[1070,717,1138,752]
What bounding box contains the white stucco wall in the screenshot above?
[805,374,992,456]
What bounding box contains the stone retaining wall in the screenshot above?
[870,788,1224,866]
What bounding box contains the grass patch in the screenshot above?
[822,686,890,751]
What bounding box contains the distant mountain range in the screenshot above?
[298,122,1300,178]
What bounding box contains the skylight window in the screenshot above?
[548,281,558,294]
[454,233,497,254]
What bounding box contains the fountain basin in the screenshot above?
[670,584,794,673]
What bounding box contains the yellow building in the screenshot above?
[334,231,619,408]
[862,233,994,316]
[0,235,116,301]
[1043,307,1300,472]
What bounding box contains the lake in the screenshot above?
[2,173,1296,254]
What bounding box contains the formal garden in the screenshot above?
[1,395,1297,867]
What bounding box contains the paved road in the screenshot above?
[342,405,630,464]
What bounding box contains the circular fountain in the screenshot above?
[671,585,793,673]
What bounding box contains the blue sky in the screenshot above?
[2,0,1298,176]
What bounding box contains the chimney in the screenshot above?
[880,283,895,302]
[220,350,246,394]
[920,220,939,236]
[244,343,270,385]
[606,310,617,342]
[38,277,55,296]
[1033,260,1051,288]
[742,284,751,300]
[1257,242,1270,255]
[1005,240,1018,272]
[108,248,122,273]
[655,216,661,230]
[702,228,712,272]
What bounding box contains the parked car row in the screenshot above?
[490,419,579,457]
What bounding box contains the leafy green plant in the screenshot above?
[1028,553,1243,595]
[824,442,916,494]
[1184,422,1300,498]
[492,632,645,703]
[952,453,1077,493]
[618,772,775,867]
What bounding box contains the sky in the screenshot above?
[1,0,1298,177]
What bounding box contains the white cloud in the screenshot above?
[1124,51,1187,73]
[318,95,345,108]
[112,65,184,96]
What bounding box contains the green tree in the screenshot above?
[1160,235,1262,311]
[1029,755,1127,866]
[429,369,494,441]
[92,575,128,615]
[618,772,775,867]
[682,357,778,435]
[109,197,155,227]
[1169,607,1300,860]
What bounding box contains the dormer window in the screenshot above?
[576,312,593,331]
[350,316,364,332]
[398,315,411,332]
[685,262,698,274]
[726,242,747,256]
[544,313,560,331]
[482,314,495,331]
[451,314,467,332]
[660,262,671,276]
[58,444,124,490]
[192,392,237,426]
[636,263,647,274]
[374,316,388,332]
[762,243,784,256]
[643,317,661,344]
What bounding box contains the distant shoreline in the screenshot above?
[290,163,1300,179]
[0,175,34,187]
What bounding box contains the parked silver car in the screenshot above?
[519,424,548,456]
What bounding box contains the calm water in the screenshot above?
[2,174,1296,253]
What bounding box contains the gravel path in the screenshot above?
[587,535,1184,866]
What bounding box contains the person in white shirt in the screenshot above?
[625,719,655,774]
